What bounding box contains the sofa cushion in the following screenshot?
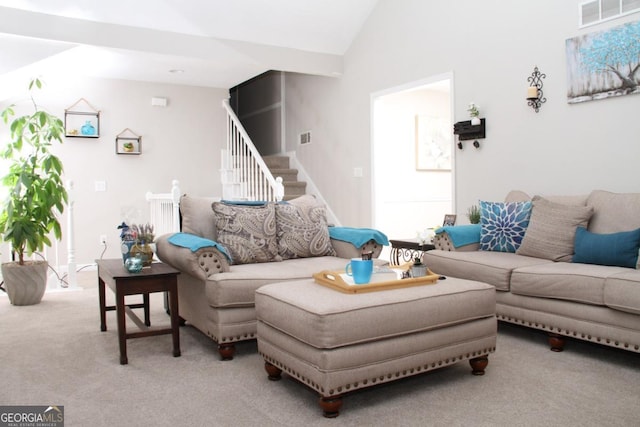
[504,190,589,206]
[275,201,336,260]
[573,227,640,268]
[516,196,594,262]
[205,256,385,307]
[479,200,532,252]
[256,277,495,349]
[212,201,279,264]
[424,250,551,291]
[180,195,219,241]
[510,262,629,306]
[604,270,640,315]
[587,190,640,234]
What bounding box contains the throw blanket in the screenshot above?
[329,227,390,248]
[435,224,481,248]
[167,233,232,262]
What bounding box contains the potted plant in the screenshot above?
[0,79,67,305]
[468,102,481,125]
[467,205,481,224]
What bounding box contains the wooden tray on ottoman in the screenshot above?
[313,268,439,294]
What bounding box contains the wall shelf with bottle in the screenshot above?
[65,98,100,138]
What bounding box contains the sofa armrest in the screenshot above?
[331,238,383,259]
[156,234,231,280]
[433,232,479,252]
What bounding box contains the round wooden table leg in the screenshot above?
[548,333,566,352]
[264,361,282,381]
[218,343,236,360]
[319,395,342,418]
[469,356,489,376]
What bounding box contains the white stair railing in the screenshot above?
[221,99,284,202]
[146,180,181,238]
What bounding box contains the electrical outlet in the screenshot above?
[99,235,107,245]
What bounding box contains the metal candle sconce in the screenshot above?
[526,66,546,113]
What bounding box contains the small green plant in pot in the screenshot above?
[0,79,67,305]
[467,205,481,224]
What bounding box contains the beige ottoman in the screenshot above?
[255,277,497,417]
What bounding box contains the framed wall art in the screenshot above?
[65,98,100,137]
[415,114,452,171]
[566,19,640,104]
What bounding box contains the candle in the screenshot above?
[527,86,538,99]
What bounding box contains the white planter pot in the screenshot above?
[1,260,48,305]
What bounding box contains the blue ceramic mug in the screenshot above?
[345,258,373,284]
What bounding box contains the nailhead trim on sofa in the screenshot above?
[497,314,640,352]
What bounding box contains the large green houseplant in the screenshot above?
[0,79,67,305]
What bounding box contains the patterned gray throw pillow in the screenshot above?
[275,202,336,260]
[211,202,279,264]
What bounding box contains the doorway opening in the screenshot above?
[371,73,454,261]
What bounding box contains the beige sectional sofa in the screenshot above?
[424,190,640,353]
[156,194,386,360]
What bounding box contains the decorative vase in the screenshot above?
[81,121,96,136]
[121,240,136,263]
[1,260,48,305]
[130,242,154,267]
[471,117,481,126]
[410,258,428,278]
[124,256,144,273]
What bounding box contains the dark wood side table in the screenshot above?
[389,239,436,265]
[97,259,181,365]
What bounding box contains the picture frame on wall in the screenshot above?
[415,114,452,171]
[566,20,640,104]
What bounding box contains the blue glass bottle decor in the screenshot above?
[124,255,144,273]
[81,121,96,136]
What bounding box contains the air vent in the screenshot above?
[580,0,640,27]
[299,131,312,145]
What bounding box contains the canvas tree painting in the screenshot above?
[566,20,640,103]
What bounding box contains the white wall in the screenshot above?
[0,75,228,266]
[285,0,640,228]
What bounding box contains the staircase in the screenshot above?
[263,155,307,201]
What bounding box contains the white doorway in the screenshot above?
[371,74,454,261]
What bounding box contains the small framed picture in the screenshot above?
[443,214,457,226]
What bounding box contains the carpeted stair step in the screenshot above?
[263,155,290,170]
[282,181,306,200]
[270,168,299,182]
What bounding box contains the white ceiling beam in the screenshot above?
[0,6,342,78]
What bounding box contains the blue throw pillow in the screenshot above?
[573,227,640,268]
[479,201,532,253]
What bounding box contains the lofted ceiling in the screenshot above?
[0,0,378,90]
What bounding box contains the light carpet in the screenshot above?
[0,271,638,426]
